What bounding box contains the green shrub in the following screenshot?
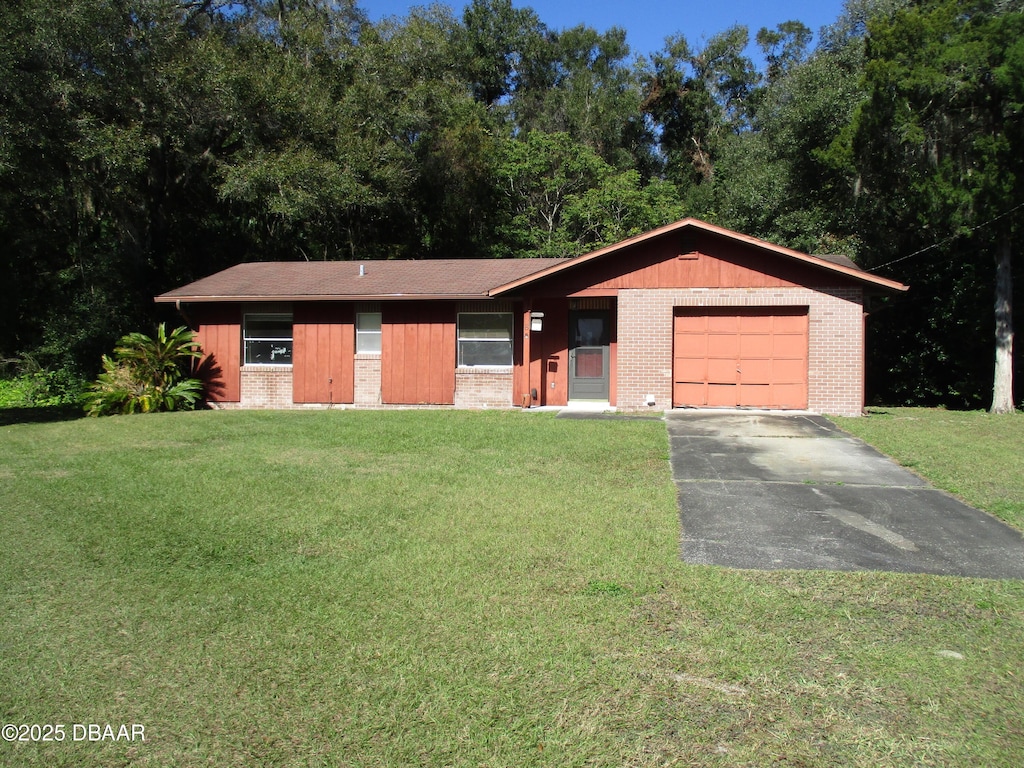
[0,368,84,408]
[83,324,204,416]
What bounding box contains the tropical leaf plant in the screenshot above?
[83,324,204,416]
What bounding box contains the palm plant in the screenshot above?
[84,324,204,416]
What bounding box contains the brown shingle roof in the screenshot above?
[155,259,570,303]
[157,219,908,304]
[812,253,861,270]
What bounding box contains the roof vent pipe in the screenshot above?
[359,264,365,277]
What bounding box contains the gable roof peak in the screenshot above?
[488,217,908,295]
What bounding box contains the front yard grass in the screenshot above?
[2,409,1023,766]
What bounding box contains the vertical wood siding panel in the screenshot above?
[429,318,443,404]
[441,306,456,404]
[293,304,355,404]
[195,305,240,402]
[391,315,405,402]
[334,316,355,404]
[608,307,618,406]
[522,297,568,407]
[381,309,399,403]
[292,308,311,403]
[380,303,455,405]
[405,320,418,402]
[316,319,330,402]
[292,322,307,402]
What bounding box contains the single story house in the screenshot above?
[155,218,907,416]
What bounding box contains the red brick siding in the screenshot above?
[354,354,382,406]
[238,366,294,409]
[616,287,865,416]
[454,367,514,409]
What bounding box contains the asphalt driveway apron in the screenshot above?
[667,411,1024,578]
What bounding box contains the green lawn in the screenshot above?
[2,409,1023,767]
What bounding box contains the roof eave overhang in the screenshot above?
[155,293,499,304]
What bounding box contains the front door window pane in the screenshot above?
[574,348,604,378]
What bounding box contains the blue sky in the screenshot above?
[357,0,850,61]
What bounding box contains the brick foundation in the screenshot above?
[239,366,294,409]
[354,354,382,406]
[454,367,514,409]
[616,287,865,416]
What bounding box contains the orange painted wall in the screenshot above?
[293,304,354,404]
[381,302,456,404]
[192,304,241,402]
[527,298,569,406]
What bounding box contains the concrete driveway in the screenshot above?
[668,411,1024,578]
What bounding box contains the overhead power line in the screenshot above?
[868,201,1024,273]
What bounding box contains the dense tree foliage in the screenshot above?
[1,0,1019,408]
[852,0,1023,411]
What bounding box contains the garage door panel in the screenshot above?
[674,308,808,409]
[773,358,806,383]
[738,384,770,407]
[675,315,707,333]
[674,363,707,386]
[771,384,806,408]
[707,358,738,384]
[708,333,740,357]
[674,335,707,357]
[707,384,738,406]
[674,382,705,403]
[739,334,771,357]
[740,358,772,384]
[772,334,806,357]
[739,314,772,333]
[707,315,740,332]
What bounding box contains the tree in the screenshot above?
[457,0,546,108]
[0,0,260,377]
[561,171,684,250]
[510,24,654,173]
[642,26,760,195]
[756,20,812,84]
[853,0,1023,411]
[719,22,867,254]
[494,131,611,257]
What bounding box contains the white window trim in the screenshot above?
[355,312,382,355]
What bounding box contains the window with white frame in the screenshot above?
[243,314,293,364]
[457,312,513,367]
[355,312,382,353]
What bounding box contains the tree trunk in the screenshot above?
[991,229,1015,414]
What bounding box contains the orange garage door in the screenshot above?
[673,307,808,409]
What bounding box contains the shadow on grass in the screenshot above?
[0,405,86,426]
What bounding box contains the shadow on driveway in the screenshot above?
[668,411,1024,578]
